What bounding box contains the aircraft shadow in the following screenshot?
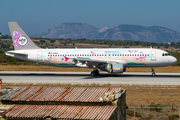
[0,73,179,79]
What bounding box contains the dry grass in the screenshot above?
[124,85,180,119]
[0,65,179,73]
[126,66,180,73]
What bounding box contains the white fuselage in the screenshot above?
[5,48,177,69]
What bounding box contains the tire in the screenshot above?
[90,71,95,77]
[152,73,156,77]
[95,70,99,76]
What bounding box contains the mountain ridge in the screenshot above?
[33,23,180,43]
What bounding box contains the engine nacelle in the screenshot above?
[100,63,124,73]
[111,63,124,73]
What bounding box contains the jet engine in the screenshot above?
[99,63,124,73]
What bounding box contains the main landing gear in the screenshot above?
[90,68,99,77]
[151,67,156,76]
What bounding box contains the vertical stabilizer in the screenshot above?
[8,22,41,50]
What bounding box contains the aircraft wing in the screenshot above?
[74,57,107,63]
[72,57,127,68]
[5,51,28,55]
[5,51,28,58]
[72,57,107,67]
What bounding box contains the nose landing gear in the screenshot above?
[151,67,156,76]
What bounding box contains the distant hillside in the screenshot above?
[33,23,180,43]
[34,23,99,39]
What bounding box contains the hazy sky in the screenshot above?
[1,0,180,35]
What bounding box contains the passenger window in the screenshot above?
[109,54,111,56]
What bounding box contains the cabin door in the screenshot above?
[151,50,156,61]
[37,51,42,61]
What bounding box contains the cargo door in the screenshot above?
[151,50,156,61]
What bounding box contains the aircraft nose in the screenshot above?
[172,57,177,64]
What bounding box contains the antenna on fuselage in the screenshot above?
[75,46,77,49]
[150,46,152,49]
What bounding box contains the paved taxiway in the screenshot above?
[0,71,179,85]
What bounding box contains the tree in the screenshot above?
[171,42,175,46]
[50,40,56,43]
[40,40,45,43]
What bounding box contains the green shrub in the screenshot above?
[7,62,17,65]
[23,62,28,65]
[168,114,179,120]
[40,40,45,43]
[148,102,162,112]
[16,62,21,65]
[126,109,141,117]
[7,62,21,65]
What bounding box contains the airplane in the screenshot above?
[5,22,177,76]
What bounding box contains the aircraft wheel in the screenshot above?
[90,70,99,77]
[152,73,156,77]
[95,70,99,76]
[90,71,95,77]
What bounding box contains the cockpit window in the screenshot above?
[162,53,170,56]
